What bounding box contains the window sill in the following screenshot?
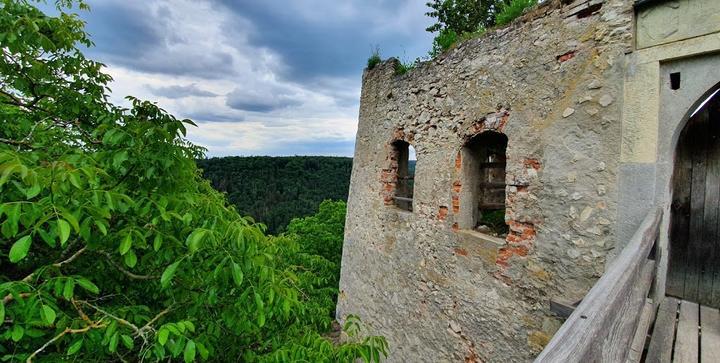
[456,229,506,246]
[455,229,506,265]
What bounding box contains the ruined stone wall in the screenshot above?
[337,0,635,361]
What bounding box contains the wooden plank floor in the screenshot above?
[645,298,720,362]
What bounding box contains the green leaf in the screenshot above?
[119,233,132,255]
[58,219,71,246]
[9,235,32,263]
[121,334,134,349]
[95,220,107,235]
[25,183,41,199]
[183,340,196,363]
[183,321,195,333]
[63,278,75,300]
[68,172,82,189]
[185,229,206,253]
[158,328,169,346]
[41,305,56,325]
[113,151,128,168]
[109,332,118,353]
[231,262,243,287]
[67,339,83,355]
[11,325,24,342]
[197,342,209,360]
[0,301,5,324]
[153,234,163,251]
[76,278,100,294]
[161,261,181,289]
[124,250,137,268]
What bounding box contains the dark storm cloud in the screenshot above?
[183,110,245,123]
[225,87,303,113]
[81,1,235,78]
[213,0,433,82]
[147,84,218,99]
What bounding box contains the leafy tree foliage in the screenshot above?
[0,1,385,362]
[197,156,352,234]
[495,0,538,26]
[425,0,508,34]
[425,0,537,57]
[286,201,346,284]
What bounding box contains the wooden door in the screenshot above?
[668,95,720,307]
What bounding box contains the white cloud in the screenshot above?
[78,0,431,156]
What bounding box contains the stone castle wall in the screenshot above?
[337,0,635,361]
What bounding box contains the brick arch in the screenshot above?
[450,110,539,276]
[380,130,416,210]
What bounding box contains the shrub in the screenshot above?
[429,28,459,58]
[394,58,421,76]
[367,47,381,70]
[495,0,538,26]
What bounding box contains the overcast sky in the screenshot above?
[63,0,434,157]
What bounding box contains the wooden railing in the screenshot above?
[535,207,663,362]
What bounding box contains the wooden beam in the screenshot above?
[701,305,720,363]
[601,260,655,362]
[550,299,578,319]
[674,300,699,363]
[626,298,656,363]
[646,297,679,363]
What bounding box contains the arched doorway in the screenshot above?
[667,88,720,307]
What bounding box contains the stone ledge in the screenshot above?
[455,229,506,265]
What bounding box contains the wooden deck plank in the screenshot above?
[674,300,700,363]
[701,305,720,363]
[646,297,680,363]
[626,298,655,363]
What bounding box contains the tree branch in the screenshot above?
[26,320,106,363]
[139,307,173,334]
[52,246,87,269]
[96,251,159,280]
[78,300,144,340]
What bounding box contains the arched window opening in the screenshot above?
[457,132,508,236]
[391,140,415,211]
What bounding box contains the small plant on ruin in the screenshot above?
[394,59,418,76]
[367,46,382,70]
[495,0,538,26]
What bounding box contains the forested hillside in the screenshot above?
[198,157,352,233]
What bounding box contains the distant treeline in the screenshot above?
[197,156,353,233]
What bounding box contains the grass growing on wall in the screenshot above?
[495,0,538,26]
[367,47,381,70]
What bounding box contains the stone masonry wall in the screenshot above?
[337,0,634,361]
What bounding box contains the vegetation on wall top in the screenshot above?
[368,0,539,73]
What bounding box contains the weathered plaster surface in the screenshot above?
[616,15,720,255]
[338,0,634,361]
[636,0,720,49]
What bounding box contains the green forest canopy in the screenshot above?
[198,156,353,234]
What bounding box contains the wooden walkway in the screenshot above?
[646,297,720,362]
